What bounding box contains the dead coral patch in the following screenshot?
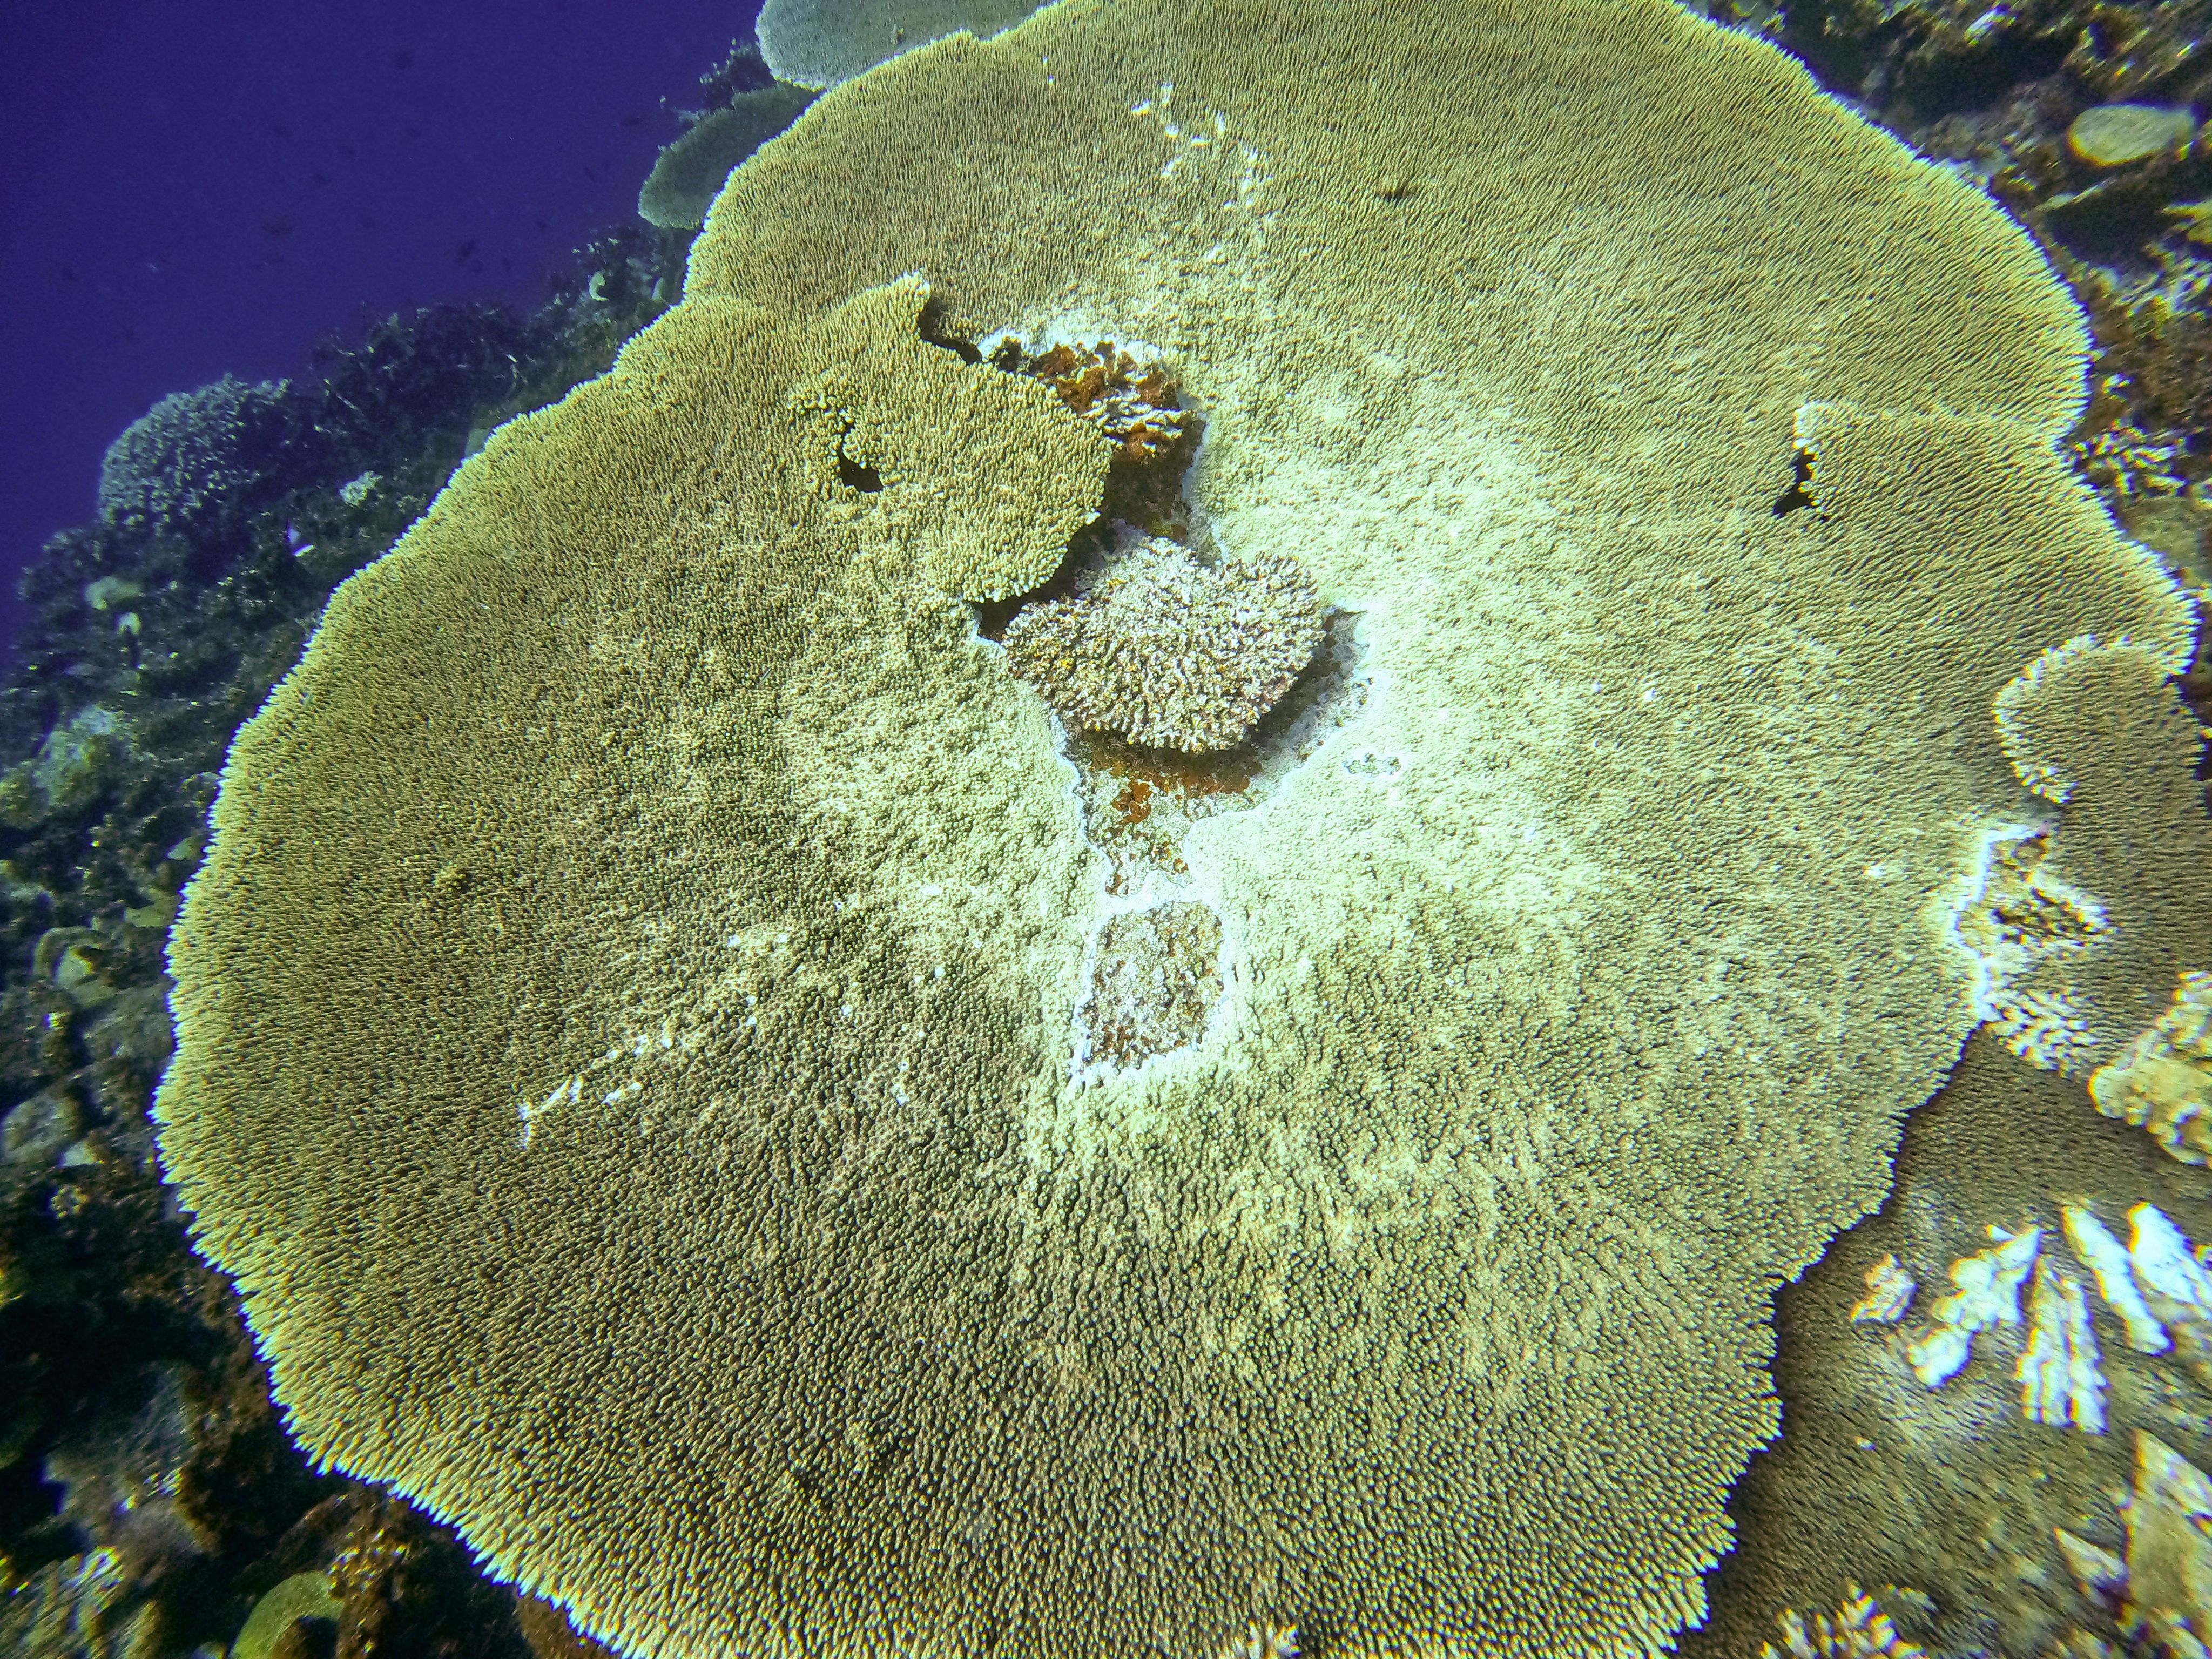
[1003,538,1324,753]
[1075,901,1225,1075]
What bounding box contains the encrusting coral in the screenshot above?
[1000,338,1190,462]
[151,0,2212,1656]
[1002,538,1324,751]
[2090,972,2212,1166]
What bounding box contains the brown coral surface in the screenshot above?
[153,2,2204,1658]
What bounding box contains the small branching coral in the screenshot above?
[1759,1587,1926,1659]
[992,338,1189,461]
[1002,537,1323,752]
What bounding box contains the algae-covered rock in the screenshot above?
[2068,103,2197,167]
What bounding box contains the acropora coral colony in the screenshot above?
[1,0,2200,1657]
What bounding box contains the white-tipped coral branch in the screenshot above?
[2064,1204,2170,1354]
[2018,1258,2107,1433]
[1904,1227,2040,1386]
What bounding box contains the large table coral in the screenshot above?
[151,1,2209,1657]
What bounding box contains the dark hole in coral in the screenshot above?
[915,293,982,363]
[834,435,882,493]
[1772,445,1816,516]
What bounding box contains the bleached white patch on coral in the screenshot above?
[517,1014,706,1149]
[2018,1258,2106,1433]
[2063,1203,2170,1354]
[1849,1254,1915,1324]
[518,1075,582,1150]
[2128,1203,2212,1334]
[1904,1226,2040,1386]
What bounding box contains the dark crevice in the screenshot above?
[1772,446,1817,516]
[915,293,982,362]
[834,434,882,493]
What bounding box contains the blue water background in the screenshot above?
[0,0,764,657]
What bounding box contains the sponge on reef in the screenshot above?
[153,2,2207,1658]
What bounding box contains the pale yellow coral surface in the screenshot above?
[154,2,2208,1658]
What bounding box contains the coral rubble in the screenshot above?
[2018,1257,2107,1432]
[2064,1202,2171,1353]
[4,0,2211,1655]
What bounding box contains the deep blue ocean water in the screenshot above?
[0,0,761,657]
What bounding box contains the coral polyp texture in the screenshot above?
[1002,538,1323,751]
[151,1,2212,1658]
